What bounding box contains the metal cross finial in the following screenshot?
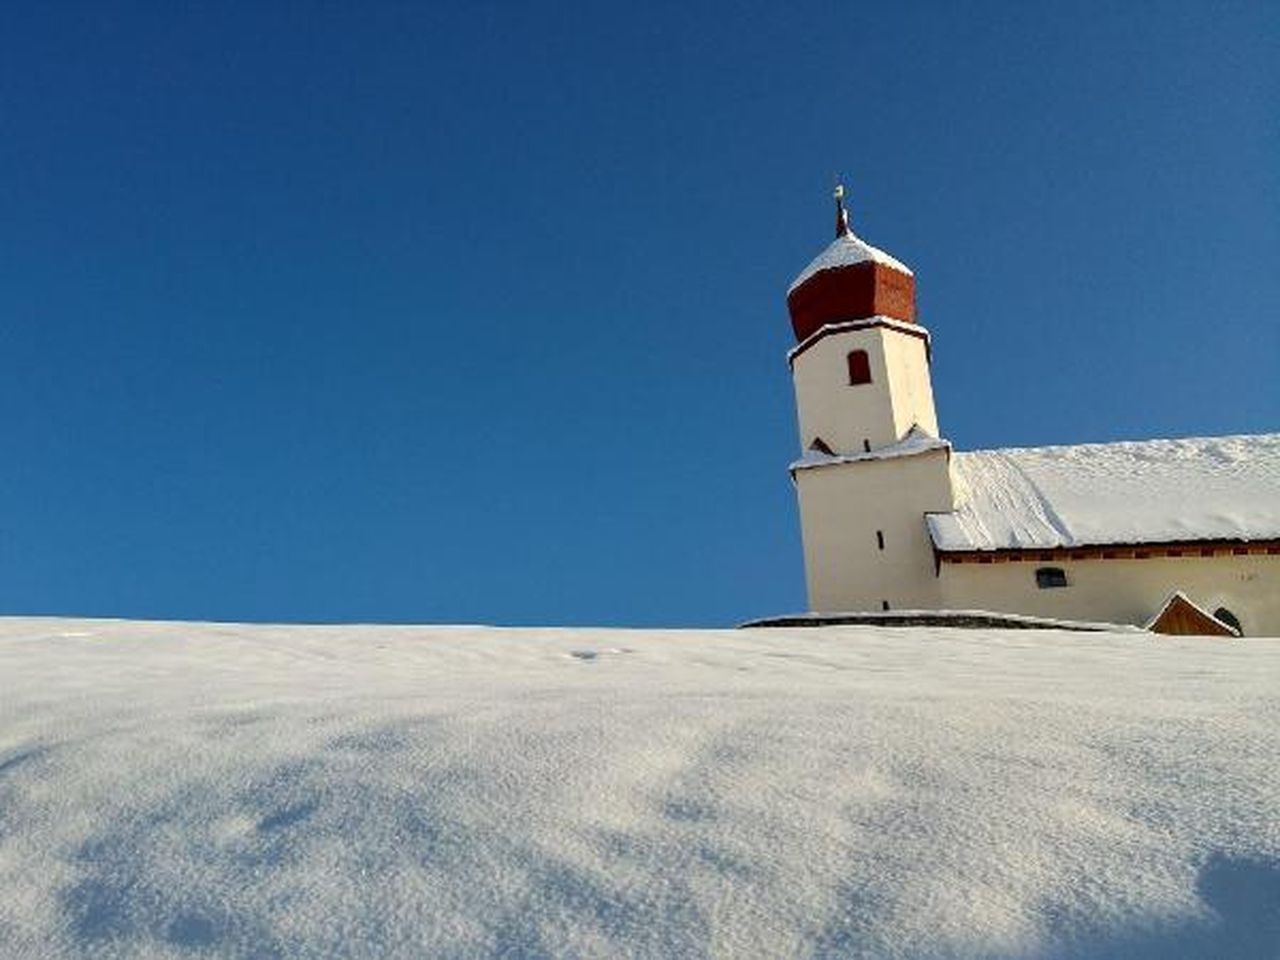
[833,178,851,238]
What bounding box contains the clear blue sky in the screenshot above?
[2,2,1276,627]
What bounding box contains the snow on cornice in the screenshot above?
[791,425,950,473]
[787,231,913,295]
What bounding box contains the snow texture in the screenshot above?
[787,230,913,294]
[929,433,1280,552]
[2,618,1278,958]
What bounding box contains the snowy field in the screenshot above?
[1,619,1277,959]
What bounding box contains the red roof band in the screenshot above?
[787,261,916,342]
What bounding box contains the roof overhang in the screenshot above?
[929,537,1280,564]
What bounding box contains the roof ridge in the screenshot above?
[957,432,1280,458]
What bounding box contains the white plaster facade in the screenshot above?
[790,318,953,614]
[937,553,1280,636]
[791,320,938,455]
[794,446,952,613]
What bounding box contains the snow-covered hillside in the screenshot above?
[1,619,1277,959]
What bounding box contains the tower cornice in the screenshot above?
[787,316,932,369]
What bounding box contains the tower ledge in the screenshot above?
[787,315,930,368]
[790,425,950,475]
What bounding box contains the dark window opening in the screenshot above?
[881,600,890,611]
[876,530,885,550]
[1035,567,1069,589]
[1214,607,1243,636]
[863,438,871,452]
[847,350,872,386]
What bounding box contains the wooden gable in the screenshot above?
[1146,592,1239,637]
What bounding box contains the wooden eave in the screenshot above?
[934,538,1280,565]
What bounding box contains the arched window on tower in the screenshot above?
[847,350,872,386]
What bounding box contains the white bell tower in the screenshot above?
[786,187,954,613]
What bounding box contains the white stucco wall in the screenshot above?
[795,449,954,613]
[791,323,938,456]
[881,327,940,442]
[939,554,1280,636]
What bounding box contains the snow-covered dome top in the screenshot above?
[787,230,913,296]
[785,186,918,343]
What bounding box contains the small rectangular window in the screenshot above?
[876,530,885,550]
[881,600,890,611]
[1035,567,1069,589]
[847,350,872,385]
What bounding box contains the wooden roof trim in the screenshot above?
[936,538,1280,564]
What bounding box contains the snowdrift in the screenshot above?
[1,619,1277,958]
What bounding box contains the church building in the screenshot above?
[785,187,1280,636]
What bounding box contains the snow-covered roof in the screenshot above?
[791,425,949,473]
[928,433,1280,552]
[787,230,913,295]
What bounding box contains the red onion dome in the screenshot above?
[786,186,916,343]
